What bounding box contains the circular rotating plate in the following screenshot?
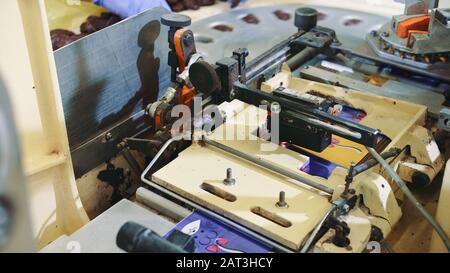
[189,4,387,63]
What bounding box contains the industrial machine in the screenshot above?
[111,2,450,253]
[1,0,449,254]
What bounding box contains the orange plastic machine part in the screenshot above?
[396,15,430,38]
[174,29,189,73]
[174,28,196,107]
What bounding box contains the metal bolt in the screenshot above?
[342,162,355,199]
[145,103,152,116]
[445,119,450,127]
[229,90,236,100]
[276,191,288,208]
[183,33,194,47]
[223,168,236,186]
[105,132,113,142]
[220,110,227,122]
[271,102,281,114]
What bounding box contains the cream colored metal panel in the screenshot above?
[0,0,88,249]
[153,142,332,250]
[0,0,48,168]
[153,100,332,250]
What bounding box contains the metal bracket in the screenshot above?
[71,110,149,178]
[438,108,450,131]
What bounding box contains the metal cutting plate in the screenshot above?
[55,8,171,149]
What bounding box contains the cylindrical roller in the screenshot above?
[295,7,318,31]
[286,47,319,71]
[189,61,220,96]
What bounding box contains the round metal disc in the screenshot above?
[161,14,191,28]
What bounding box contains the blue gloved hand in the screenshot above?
[93,0,171,18]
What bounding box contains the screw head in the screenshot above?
[229,90,236,100]
[444,118,450,127]
[223,168,236,186]
[183,33,194,47]
[271,102,281,114]
[224,178,236,186]
[105,132,113,142]
[276,191,288,208]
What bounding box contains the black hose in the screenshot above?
[352,148,401,176]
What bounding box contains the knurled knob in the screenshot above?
[295,7,318,31]
[161,14,191,28]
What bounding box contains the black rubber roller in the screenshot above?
[295,7,318,31]
[189,61,220,96]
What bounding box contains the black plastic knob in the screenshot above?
[189,61,220,96]
[161,14,191,28]
[295,7,318,31]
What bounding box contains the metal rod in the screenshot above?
[286,47,319,71]
[120,146,143,176]
[245,48,289,82]
[202,137,334,195]
[141,136,179,179]
[306,117,362,139]
[246,58,287,84]
[300,205,335,253]
[352,147,401,176]
[245,31,303,85]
